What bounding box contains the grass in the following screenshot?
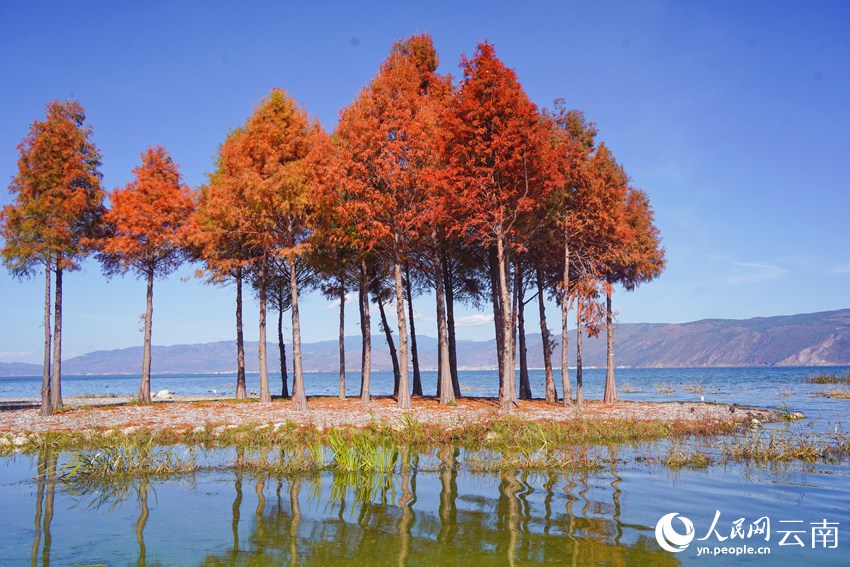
[813,388,850,400]
[724,429,850,463]
[806,371,850,385]
[664,445,713,469]
[682,383,704,394]
[655,383,675,395]
[16,412,754,479]
[619,382,643,393]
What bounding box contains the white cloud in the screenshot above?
[325,292,357,309]
[455,313,494,327]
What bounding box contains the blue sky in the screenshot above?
[1,1,849,364]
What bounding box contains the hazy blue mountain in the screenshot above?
[1,309,848,376]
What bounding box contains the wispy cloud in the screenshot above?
[325,292,356,309]
[455,313,494,327]
[715,261,789,286]
[831,264,850,274]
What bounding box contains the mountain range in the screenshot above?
[1,309,849,377]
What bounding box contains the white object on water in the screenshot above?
[153,389,174,400]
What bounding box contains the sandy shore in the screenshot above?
[0,395,769,437]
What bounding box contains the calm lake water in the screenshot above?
[1,366,849,566]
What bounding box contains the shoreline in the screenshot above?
[0,395,769,438]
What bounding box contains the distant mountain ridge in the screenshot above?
[2,309,849,376]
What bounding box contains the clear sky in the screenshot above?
[1,1,848,364]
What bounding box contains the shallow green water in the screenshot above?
[2,366,850,565]
[2,446,848,566]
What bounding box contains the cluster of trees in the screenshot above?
[1,35,664,416]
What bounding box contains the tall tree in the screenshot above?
[98,146,194,403]
[544,103,597,406]
[188,128,253,400]
[442,42,557,411]
[601,186,665,402]
[233,89,320,409]
[336,34,451,409]
[0,100,103,414]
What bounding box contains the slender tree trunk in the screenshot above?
[443,259,460,397]
[561,231,571,406]
[435,242,454,404]
[377,295,401,392]
[516,266,531,400]
[495,232,516,411]
[603,287,617,404]
[235,268,247,400]
[278,301,288,398]
[258,260,271,403]
[41,264,52,417]
[536,268,556,402]
[393,246,411,410]
[290,259,307,410]
[50,265,62,410]
[338,282,346,400]
[575,305,584,408]
[488,248,504,398]
[359,260,371,404]
[405,263,422,396]
[139,268,154,403]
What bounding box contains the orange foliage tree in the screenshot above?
[336,34,451,409]
[189,128,254,399]
[1,100,104,415]
[600,185,665,402]
[442,42,558,411]
[206,89,320,408]
[98,146,195,403]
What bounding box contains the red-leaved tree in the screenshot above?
[98,146,195,403]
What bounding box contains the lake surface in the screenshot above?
[2,366,849,566]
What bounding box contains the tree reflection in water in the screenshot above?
[30,445,678,566]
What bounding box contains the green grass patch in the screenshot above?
[806,371,850,385]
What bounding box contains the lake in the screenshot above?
[1,366,849,566]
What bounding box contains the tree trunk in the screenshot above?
[488,248,504,398]
[561,230,572,406]
[359,260,371,404]
[516,265,531,400]
[443,258,461,397]
[435,241,454,404]
[495,232,516,411]
[258,260,271,403]
[536,268,556,402]
[575,305,584,408]
[278,299,288,398]
[50,265,62,410]
[290,259,307,410]
[41,264,52,417]
[338,281,346,400]
[377,295,401,392]
[393,248,411,410]
[235,268,247,400]
[603,287,617,404]
[404,263,422,396]
[139,268,154,403]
